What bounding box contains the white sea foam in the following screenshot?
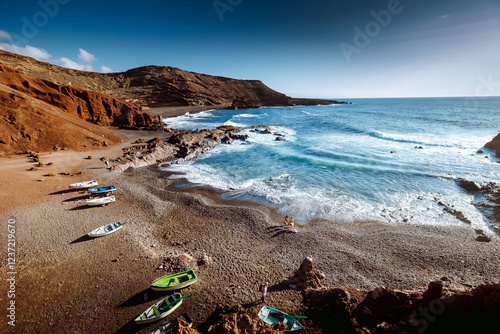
[163,111,216,129]
[233,113,263,118]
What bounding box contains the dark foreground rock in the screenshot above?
[303,281,500,334]
[191,304,286,334]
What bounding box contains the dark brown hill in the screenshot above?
[0,50,343,108]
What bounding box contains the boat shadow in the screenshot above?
[118,288,173,308]
[113,318,150,334]
[70,234,93,244]
[62,195,90,203]
[49,189,82,195]
[69,205,92,211]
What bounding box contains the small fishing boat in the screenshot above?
[151,269,198,291]
[88,222,125,237]
[69,180,98,189]
[88,185,116,195]
[145,313,193,334]
[258,306,305,332]
[135,293,189,325]
[86,195,115,206]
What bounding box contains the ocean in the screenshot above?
[160,97,500,235]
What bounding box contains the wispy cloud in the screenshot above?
[0,29,12,41]
[59,48,113,72]
[77,48,97,64]
[0,42,51,61]
[100,65,113,73]
[59,57,94,71]
[440,14,450,19]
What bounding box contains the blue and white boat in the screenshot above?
[88,185,116,195]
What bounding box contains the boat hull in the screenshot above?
[258,306,304,332]
[151,270,198,291]
[88,222,125,237]
[134,293,185,325]
[86,195,115,206]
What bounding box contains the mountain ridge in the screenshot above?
[0,50,344,108]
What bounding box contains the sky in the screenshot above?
[0,0,499,98]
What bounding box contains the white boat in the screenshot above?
[69,180,98,189]
[86,195,115,206]
[135,293,188,324]
[145,313,193,334]
[88,222,125,237]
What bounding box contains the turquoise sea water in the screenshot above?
[161,97,500,234]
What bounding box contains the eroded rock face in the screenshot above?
[0,63,160,128]
[0,84,121,155]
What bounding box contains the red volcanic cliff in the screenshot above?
[0,63,160,128]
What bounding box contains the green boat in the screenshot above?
[258,305,305,332]
[151,269,198,291]
[134,293,188,324]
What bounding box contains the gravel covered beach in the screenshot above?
[1,130,499,333]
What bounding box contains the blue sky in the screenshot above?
[1,0,499,98]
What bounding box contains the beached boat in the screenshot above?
[88,222,125,237]
[69,180,98,189]
[135,293,189,324]
[86,195,115,206]
[88,185,116,195]
[145,313,193,334]
[151,269,198,291]
[257,306,305,332]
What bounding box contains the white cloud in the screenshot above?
[0,30,12,41]
[440,14,450,19]
[59,57,94,71]
[100,65,113,73]
[77,48,97,64]
[0,43,51,61]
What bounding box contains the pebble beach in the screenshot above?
[1,126,499,333]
